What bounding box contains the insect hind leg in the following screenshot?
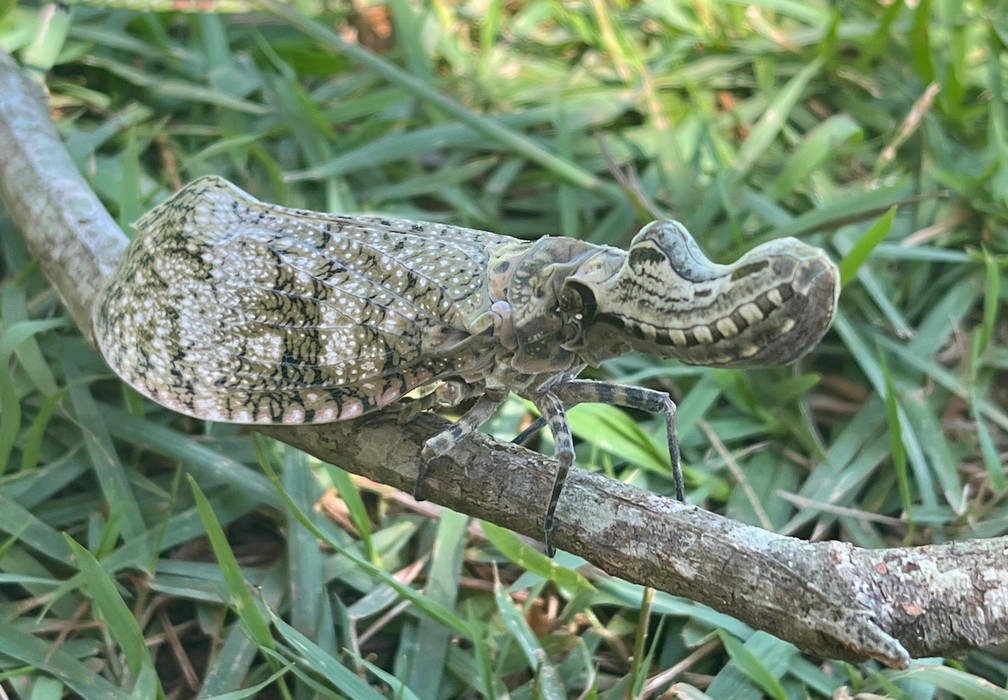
[413,390,507,501]
[553,380,683,502]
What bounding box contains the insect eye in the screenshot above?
[559,282,596,323]
[559,286,582,313]
[558,284,595,346]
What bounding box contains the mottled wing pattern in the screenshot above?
[93,176,515,424]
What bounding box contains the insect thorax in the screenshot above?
[481,236,626,378]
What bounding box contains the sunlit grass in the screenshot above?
[0,1,1005,697]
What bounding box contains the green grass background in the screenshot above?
[1,1,1007,697]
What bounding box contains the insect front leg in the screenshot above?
[414,390,507,501]
[530,392,574,557]
[553,380,684,502]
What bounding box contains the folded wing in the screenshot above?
[93,176,510,424]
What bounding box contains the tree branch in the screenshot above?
[4,49,1006,669]
[0,57,125,337]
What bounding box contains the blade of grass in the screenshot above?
[714,631,792,700]
[977,249,1000,355]
[65,351,149,547]
[324,465,376,561]
[268,612,388,699]
[482,521,594,593]
[262,0,617,199]
[1,285,59,396]
[0,615,132,699]
[838,206,897,286]
[833,313,939,505]
[401,508,466,696]
[888,664,1008,700]
[254,444,474,638]
[188,477,276,649]
[879,351,913,536]
[281,449,336,654]
[65,537,160,689]
[102,408,280,506]
[733,58,824,179]
[492,572,566,700]
[0,317,66,472]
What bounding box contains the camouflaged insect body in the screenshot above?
[93,176,840,554]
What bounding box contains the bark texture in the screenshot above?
[0,56,125,336]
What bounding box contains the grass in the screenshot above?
[1,0,1007,697]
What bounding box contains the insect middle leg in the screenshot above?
[530,392,573,558]
[553,379,683,502]
[413,390,507,501]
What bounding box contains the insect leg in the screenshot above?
[396,380,482,425]
[553,380,683,502]
[395,392,440,425]
[413,391,506,501]
[531,392,573,557]
[512,415,547,446]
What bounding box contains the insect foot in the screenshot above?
[412,394,506,501]
[413,442,439,502]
